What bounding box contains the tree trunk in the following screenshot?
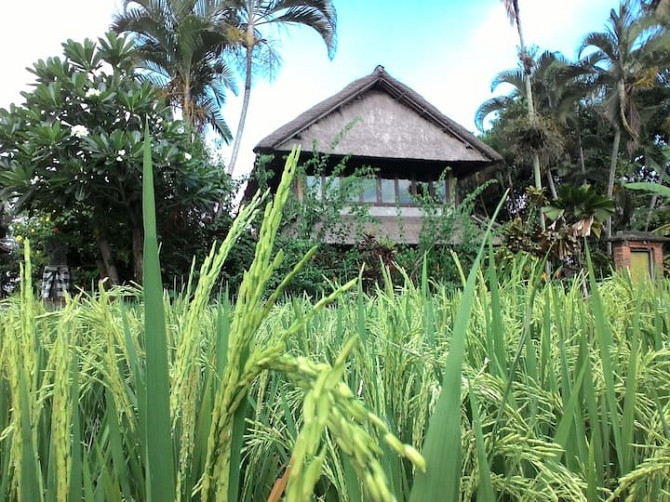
[227,30,255,176]
[182,76,193,128]
[131,225,144,284]
[578,134,586,178]
[97,231,120,286]
[512,5,545,230]
[546,166,558,199]
[606,128,621,253]
[645,194,658,231]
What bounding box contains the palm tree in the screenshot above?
[575,1,670,244]
[500,0,543,194]
[642,0,670,22]
[225,0,337,176]
[113,0,238,140]
[475,51,581,131]
[476,51,591,198]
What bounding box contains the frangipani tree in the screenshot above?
[0,33,229,284]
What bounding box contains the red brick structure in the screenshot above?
[610,232,668,281]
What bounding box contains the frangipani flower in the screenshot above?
[71,125,90,138]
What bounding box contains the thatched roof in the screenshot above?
[254,65,503,167]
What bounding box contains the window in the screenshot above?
[305,175,322,197]
[301,174,450,206]
[380,178,396,203]
[435,179,448,203]
[324,176,340,198]
[361,178,378,203]
[397,179,413,205]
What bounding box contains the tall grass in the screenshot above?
[0,142,422,501]
[239,260,670,501]
[1,139,670,500]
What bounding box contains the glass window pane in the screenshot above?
[398,179,413,205]
[380,178,396,203]
[415,182,431,201]
[435,179,447,203]
[306,175,322,198]
[324,176,340,198]
[361,178,377,203]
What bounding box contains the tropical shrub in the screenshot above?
[0,32,232,285]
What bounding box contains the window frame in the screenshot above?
[300,174,451,207]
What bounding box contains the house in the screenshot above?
[246,65,503,244]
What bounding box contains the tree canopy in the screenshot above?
[0,33,231,285]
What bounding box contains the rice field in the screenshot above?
[1,144,669,501]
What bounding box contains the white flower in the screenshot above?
[71,125,90,138]
[118,149,126,157]
[184,152,192,161]
[85,88,101,98]
[30,176,39,185]
[116,155,123,162]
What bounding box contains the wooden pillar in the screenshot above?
[447,171,457,208]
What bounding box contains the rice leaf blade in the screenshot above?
[141,124,176,501]
[409,192,507,502]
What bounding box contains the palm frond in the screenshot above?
[259,0,337,57]
[490,69,524,94]
[475,96,514,132]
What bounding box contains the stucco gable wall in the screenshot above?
[276,90,487,162]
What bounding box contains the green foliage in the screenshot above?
[498,185,615,276]
[253,149,496,294]
[0,32,232,284]
[504,114,565,166]
[253,149,375,296]
[401,174,497,288]
[3,246,670,500]
[626,180,670,199]
[626,179,670,235]
[478,3,670,245]
[112,0,237,139]
[543,184,615,238]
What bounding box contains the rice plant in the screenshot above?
[1,133,669,500]
[0,139,422,502]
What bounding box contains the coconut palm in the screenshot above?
[225,0,337,176]
[113,0,238,140]
[575,1,670,243]
[642,0,670,22]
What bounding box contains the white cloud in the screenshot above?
[0,0,122,108]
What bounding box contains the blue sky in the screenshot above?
[0,0,620,176]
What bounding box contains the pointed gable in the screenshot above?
[255,65,502,167]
